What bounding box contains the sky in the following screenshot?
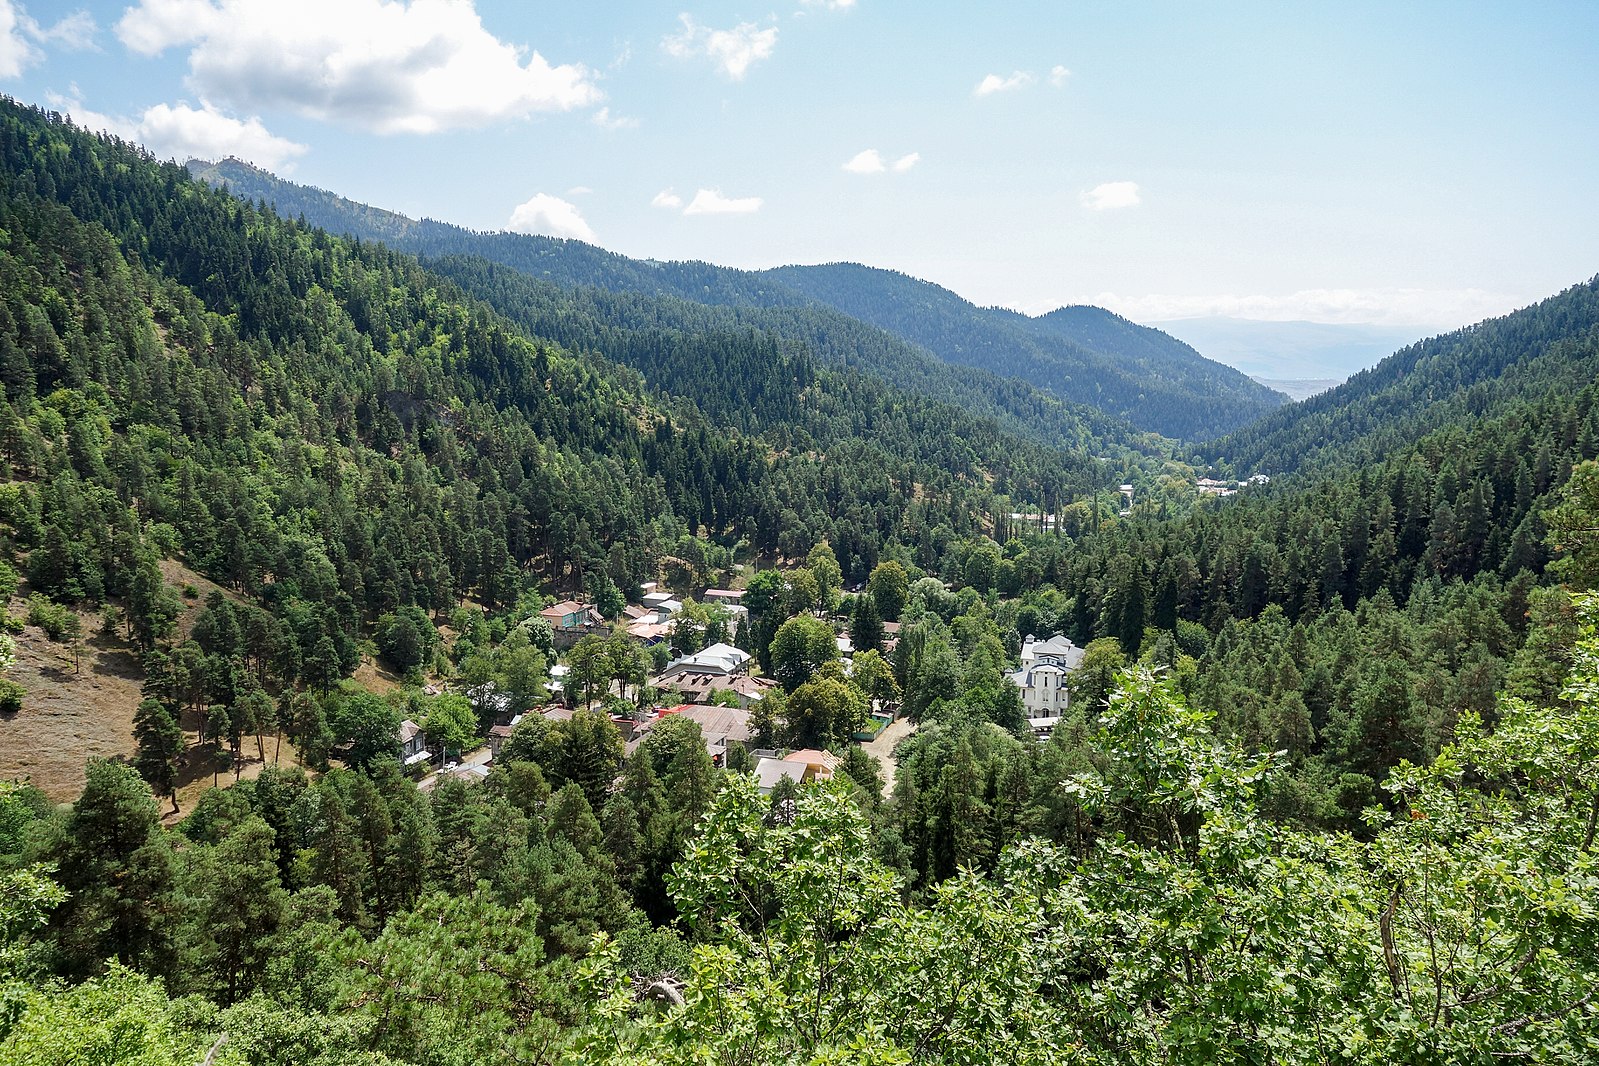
[4,0,1598,334]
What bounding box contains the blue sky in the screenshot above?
[4,0,1597,332]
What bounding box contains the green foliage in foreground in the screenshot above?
[5,607,1599,1063]
[575,604,1599,1064]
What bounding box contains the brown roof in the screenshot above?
[626,703,752,754]
[785,748,840,772]
[667,703,753,741]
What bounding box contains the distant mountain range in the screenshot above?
[1248,377,1343,402]
[749,262,1286,439]
[191,158,1286,442]
[1202,277,1599,474]
[1154,317,1423,382]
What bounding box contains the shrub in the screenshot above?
[26,593,75,642]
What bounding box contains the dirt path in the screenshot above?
[861,715,917,796]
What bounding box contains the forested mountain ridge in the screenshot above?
[188,157,1279,443]
[763,262,1287,439]
[1203,277,1599,474]
[0,96,1107,707]
[419,253,1150,463]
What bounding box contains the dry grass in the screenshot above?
[0,559,418,812]
[2,561,265,803]
[351,658,403,695]
[165,732,306,824]
[0,622,145,803]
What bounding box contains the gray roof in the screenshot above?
[1024,635,1085,670]
[661,642,750,677]
[754,758,809,790]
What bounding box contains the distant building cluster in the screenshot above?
[1196,473,1270,498]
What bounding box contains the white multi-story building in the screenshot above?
[1009,635,1086,738]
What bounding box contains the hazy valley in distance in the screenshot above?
[1153,316,1427,394]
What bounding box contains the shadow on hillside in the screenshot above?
[87,633,144,679]
[174,742,235,791]
[37,663,78,683]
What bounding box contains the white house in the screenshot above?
[1009,635,1086,738]
[658,641,750,680]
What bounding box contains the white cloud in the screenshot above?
[31,10,98,51]
[0,1,39,77]
[651,188,683,209]
[116,0,600,135]
[662,14,776,80]
[1081,181,1141,210]
[140,101,307,169]
[566,185,592,195]
[974,70,1033,97]
[1,1,101,76]
[507,192,595,242]
[800,0,856,8]
[114,0,220,52]
[51,91,307,170]
[1096,287,1527,330]
[842,148,884,174]
[843,148,918,175]
[592,106,638,130]
[682,188,762,215]
[1049,64,1070,87]
[45,88,129,135]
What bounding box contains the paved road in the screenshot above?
[417,744,493,791]
[860,715,917,797]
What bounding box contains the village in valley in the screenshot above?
[405,563,1086,801]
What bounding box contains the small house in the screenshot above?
[399,719,431,769]
[783,749,838,782]
[541,600,600,631]
[754,757,812,794]
[655,642,751,683]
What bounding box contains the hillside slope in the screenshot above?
[763,263,1286,440]
[190,158,1276,442]
[0,99,1104,703]
[1203,279,1599,474]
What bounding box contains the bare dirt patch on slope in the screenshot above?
[0,625,144,802]
[0,561,238,802]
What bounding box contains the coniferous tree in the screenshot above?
[132,698,184,813]
[849,592,884,655]
[199,815,288,1003]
